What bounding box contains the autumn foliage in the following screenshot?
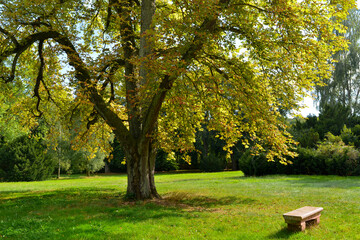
[0,0,354,199]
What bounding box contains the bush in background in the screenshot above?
[0,135,56,181]
[237,150,278,176]
[106,138,127,173]
[317,133,360,176]
[155,150,179,171]
[199,152,227,172]
[238,132,360,176]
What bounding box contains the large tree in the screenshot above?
[317,8,360,114]
[0,0,352,199]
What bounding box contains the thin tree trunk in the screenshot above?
[57,161,61,179]
[231,154,238,171]
[58,125,62,179]
[104,160,110,173]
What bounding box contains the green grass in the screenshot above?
[1,171,360,239]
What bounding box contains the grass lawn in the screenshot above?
[1,171,360,239]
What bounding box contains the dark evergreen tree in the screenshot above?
[317,103,352,138]
[194,125,227,172]
[0,136,56,182]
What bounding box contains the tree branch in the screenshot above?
[99,64,119,103]
[2,51,21,83]
[17,19,52,29]
[0,27,19,47]
[104,5,112,32]
[1,30,132,146]
[111,0,140,139]
[52,32,132,146]
[96,58,125,84]
[86,109,99,130]
[1,31,59,63]
[33,40,45,117]
[230,3,268,13]
[141,0,231,137]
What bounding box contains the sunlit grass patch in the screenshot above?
[1,172,360,239]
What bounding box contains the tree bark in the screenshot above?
[121,0,160,200]
[231,154,238,171]
[125,138,160,200]
[104,160,111,173]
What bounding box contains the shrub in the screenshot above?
[317,133,360,176]
[0,135,56,182]
[107,138,127,173]
[199,152,227,172]
[292,147,326,175]
[297,128,320,148]
[352,124,360,136]
[155,150,179,171]
[340,125,357,146]
[237,132,360,176]
[237,150,278,176]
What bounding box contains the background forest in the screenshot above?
[1,6,360,182]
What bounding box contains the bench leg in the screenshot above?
[307,216,320,226]
[287,222,306,232]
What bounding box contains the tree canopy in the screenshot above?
[317,8,360,115]
[0,0,353,199]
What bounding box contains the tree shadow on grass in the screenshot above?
[268,228,297,239]
[162,191,256,209]
[268,222,322,239]
[0,188,256,239]
[0,188,184,239]
[0,187,123,203]
[283,176,360,189]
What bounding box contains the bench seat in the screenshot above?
[283,206,323,231]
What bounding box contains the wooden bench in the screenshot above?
[283,206,323,231]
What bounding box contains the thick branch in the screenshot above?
[139,0,156,85]
[96,58,125,84]
[51,32,132,146]
[33,40,45,117]
[86,109,99,130]
[137,0,156,143]
[141,0,231,137]
[142,75,174,137]
[112,0,140,139]
[104,5,112,32]
[0,27,19,47]
[1,30,132,146]
[1,31,61,62]
[2,51,21,83]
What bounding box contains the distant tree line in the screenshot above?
[239,103,360,176]
[3,102,360,181]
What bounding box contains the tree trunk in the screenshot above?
[57,160,61,179]
[123,0,157,200]
[104,160,110,173]
[231,154,238,171]
[125,140,160,200]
